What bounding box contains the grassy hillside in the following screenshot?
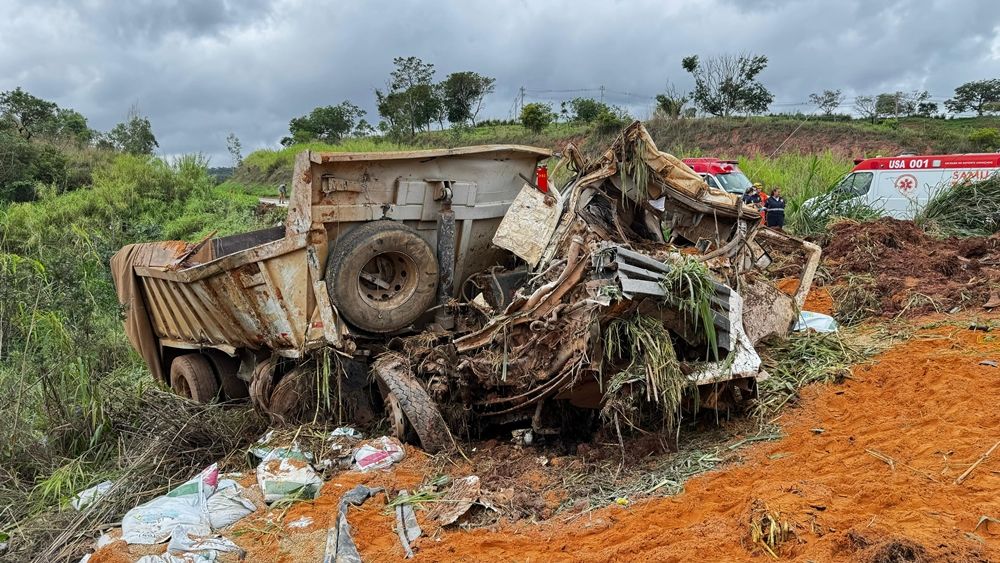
[237,115,1000,195]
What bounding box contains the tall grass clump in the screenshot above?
[660,257,719,360]
[603,315,686,432]
[915,175,1000,237]
[0,151,273,557]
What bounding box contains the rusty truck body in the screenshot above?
[112,123,819,450]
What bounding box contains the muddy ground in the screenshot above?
[90,312,1000,563]
[87,218,1000,563]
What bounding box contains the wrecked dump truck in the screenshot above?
[112,122,819,452]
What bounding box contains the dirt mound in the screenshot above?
[367,320,1000,562]
[823,218,1000,318]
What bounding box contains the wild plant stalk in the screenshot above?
[604,315,686,431]
[916,175,1000,237]
[660,257,719,361]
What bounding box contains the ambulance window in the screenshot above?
[835,172,873,196]
[704,175,721,189]
[851,172,873,195]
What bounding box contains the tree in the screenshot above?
[563,98,605,122]
[285,101,365,145]
[654,83,688,119]
[520,102,554,133]
[353,119,376,137]
[375,56,437,137]
[854,95,879,124]
[226,133,242,168]
[916,101,938,118]
[945,79,1000,116]
[0,87,58,140]
[441,71,496,125]
[808,89,845,115]
[681,53,773,116]
[106,106,158,155]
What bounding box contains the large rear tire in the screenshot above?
[205,350,248,400]
[170,354,220,403]
[373,354,453,453]
[327,221,439,333]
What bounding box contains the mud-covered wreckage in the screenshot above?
[112,122,819,452]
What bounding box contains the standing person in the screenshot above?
[764,187,786,230]
[754,182,768,225]
[278,183,288,205]
[742,185,761,206]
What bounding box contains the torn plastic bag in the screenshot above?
[206,480,256,529]
[794,311,839,333]
[256,448,322,503]
[353,436,405,471]
[167,525,244,557]
[121,465,219,544]
[71,480,113,511]
[322,485,383,563]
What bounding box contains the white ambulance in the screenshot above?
[829,153,1000,218]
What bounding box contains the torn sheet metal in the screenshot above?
[493,184,564,267]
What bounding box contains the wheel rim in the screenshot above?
[385,391,408,441]
[357,251,419,310]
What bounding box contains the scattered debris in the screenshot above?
[980,360,998,368]
[794,311,838,333]
[353,436,406,472]
[322,485,383,563]
[256,446,323,503]
[70,481,113,511]
[394,490,422,558]
[428,476,482,526]
[955,440,1000,485]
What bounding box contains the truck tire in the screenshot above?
[327,221,439,333]
[205,350,248,400]
[268,366,316,424]
[373,354,453,453]
[170,354,220,403]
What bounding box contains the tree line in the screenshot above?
[0,88,161,201]
[284,54,1000,145]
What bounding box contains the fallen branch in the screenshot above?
[955,440,1000,485]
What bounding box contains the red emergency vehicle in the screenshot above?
[682,158,754,195]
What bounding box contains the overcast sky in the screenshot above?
[3,0,999,163]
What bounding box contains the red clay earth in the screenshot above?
[90,315,1000,563]
[823,218,1000,318]
[359,318,1000,562]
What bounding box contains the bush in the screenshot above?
[969,127,998,150]
[520,103,555,133]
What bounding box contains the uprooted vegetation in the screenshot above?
[823,217,1000,322]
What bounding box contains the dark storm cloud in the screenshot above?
[2,0,998,162]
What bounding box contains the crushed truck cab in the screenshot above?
[112,123,819,449]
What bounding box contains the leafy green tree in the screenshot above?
[440,71,496,125]
[563,97,606,122]
[105,106,158,155]
[945,79,1000,116]
[0,87,58,139]
[681,53,773,116]
[520,102,555,133]
[654,84,688,119]
[916,101,938,117]
[376,56,437,136]
[48,108,93,143]
[284,101,365,145]
[808,90,844,115]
